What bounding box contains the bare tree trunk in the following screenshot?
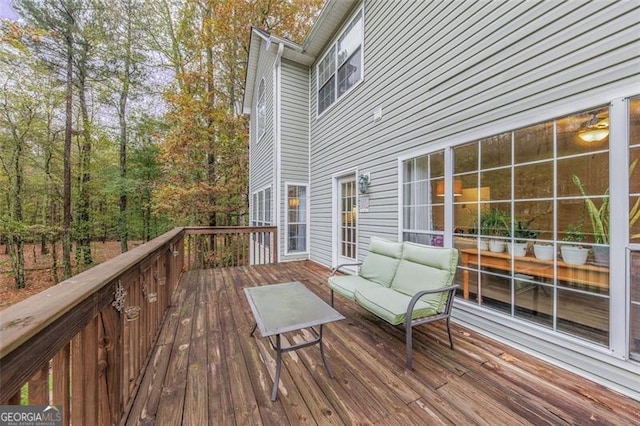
[12,130,25,289]
[62,30,73,280]
[76,62,93,266]
[118,6,132,253]
[205,7,217,228]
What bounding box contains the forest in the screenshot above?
[0,0,323,291]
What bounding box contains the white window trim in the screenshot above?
[251,185,272,226]
[284,182,310,255]
[397,150,452,247]
[256,78,266,142]
[397,97,639,360]
[316,6,365,119]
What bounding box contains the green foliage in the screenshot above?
[562,223,586,244]
[572,159,639,244]
[571,174,609,244]
[479,207,510,237]
[0,0,323,286]
[509,219,538,242]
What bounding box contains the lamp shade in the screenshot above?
[288,197,299,207]
[436,179,463,196]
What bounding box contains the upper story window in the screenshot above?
[317,10,363,116]
[257,78,266,140]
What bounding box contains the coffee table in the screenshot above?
[244,281,345,400]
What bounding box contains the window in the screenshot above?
[451,106,611,346]
[251,186,272,248]
[286,185,308,253]
[256,78,266,140]
[251,186,272,227]
[401,151,445,246]
[317,10,363,115]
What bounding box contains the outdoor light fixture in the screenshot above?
[436,179,463,196]
[578,113,609,142]
[358,174,370,194]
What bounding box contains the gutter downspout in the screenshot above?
[275,42,284,260]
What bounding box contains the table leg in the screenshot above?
[271,334,282,401]
[318,325,335,378]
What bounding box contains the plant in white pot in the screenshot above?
[480,208,509,253]
[533,242,555,261]
[572,159,640,265]
[507,219,537,257]
[560,224,589,265]
[572,174,609,264]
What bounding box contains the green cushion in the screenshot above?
[354,287,440,325]
[328,274,382,301]
[391,243,459,311]
[358,236,403,287]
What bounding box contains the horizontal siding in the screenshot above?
[308,0,640,267]
[280,59,310,259]
[249,46,277,220]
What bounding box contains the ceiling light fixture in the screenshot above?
[578,113,609,142]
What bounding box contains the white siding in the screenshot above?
[308,0,640,267]
[249,45,278,221]
[280,59,310,260]
[296,0,640,400]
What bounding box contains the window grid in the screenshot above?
[317,10,363,116]
[286,185,308,254]
[450,106,612,347]
[340,179,357,259]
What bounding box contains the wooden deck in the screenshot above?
[123,261,640,425]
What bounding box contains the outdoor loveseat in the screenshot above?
[328,237,459,369]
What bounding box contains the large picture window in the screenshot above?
[452,106,611,346]
[286,184,307,254]
[317,10,363,116]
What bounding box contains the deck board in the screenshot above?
[123,261,640,425]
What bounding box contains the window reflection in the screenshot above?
[452,105,612,346]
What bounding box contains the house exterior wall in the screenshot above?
[249,43,278,218]
[280,59,311,259]
[308,0,639,265]
[303,0,640,399]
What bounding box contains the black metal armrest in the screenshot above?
[330,262,363,276]
[404,284,460,369]
[405,285,460,323]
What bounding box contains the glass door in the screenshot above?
[338,175,357,264]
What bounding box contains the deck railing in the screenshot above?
[184,226,278,269]
[0,226,277,425]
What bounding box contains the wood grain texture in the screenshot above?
[123,261,640,425]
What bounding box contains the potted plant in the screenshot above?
[572,174,609,264]
[572,159,640,264]
[560,223,589,265]
[479,207,509,253]
[507,219,537,257]
[533,242,554,261]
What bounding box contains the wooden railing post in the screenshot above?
[0,226,281,424]
[0,228,185,425]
